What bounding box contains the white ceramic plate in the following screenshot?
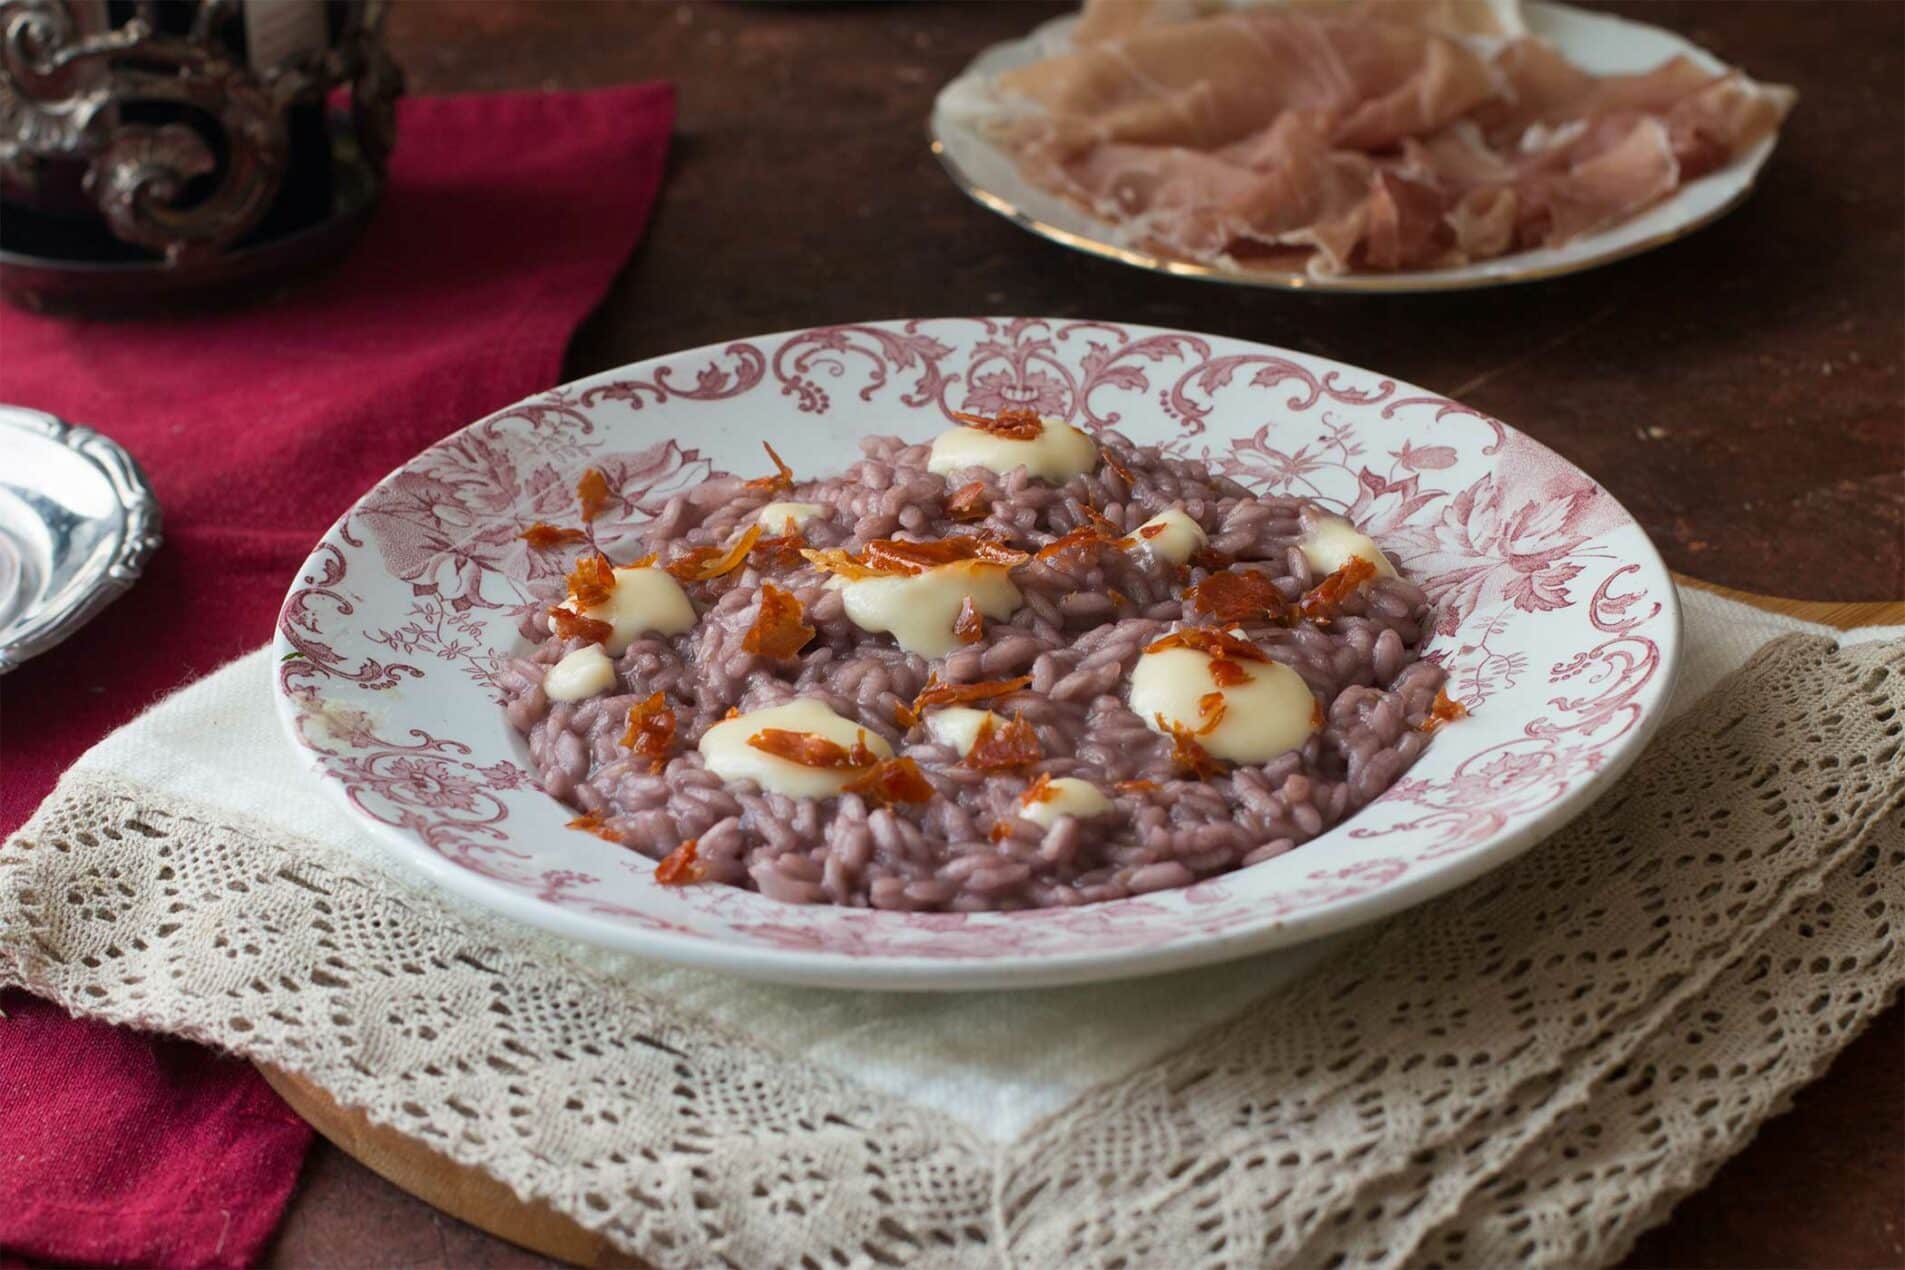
[274,319,1680,989]
[930,2,1781,293]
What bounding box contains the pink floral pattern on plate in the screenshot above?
[273,319,1680,990]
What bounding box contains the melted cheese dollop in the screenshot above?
[926,418,1097,483]
[839,561,1023,658]
[1301,516,1397,579]
[1020,777,1113,829]
[757,501,827,530]
[1125,507,1206,565]
[542,643,616,702]
[1128,646,1318,764]
[551,565,696,655]
[697,699,893,800]
[924,706,997,755]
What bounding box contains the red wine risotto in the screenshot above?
[500,410,1463,911]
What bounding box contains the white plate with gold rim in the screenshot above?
[930,2,1783,294]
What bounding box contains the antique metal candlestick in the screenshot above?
[0,0,402,313]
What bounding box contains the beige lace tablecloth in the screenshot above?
[3,587,1902,1269]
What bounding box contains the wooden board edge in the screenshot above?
[257,1064,646,1269]
[261,579,1904,1266]
[1671,573,1905,630]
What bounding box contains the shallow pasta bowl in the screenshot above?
[273,319,1680,989]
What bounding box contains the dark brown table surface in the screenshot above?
[266,2,1905,1266]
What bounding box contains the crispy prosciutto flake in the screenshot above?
[666,524,764,583]
[803,535,1030,579]
[951,407,1043,440]
[742,583,815,659]
[1197,691,1227,730]
[1188,569,1294,625]
[1035,524,1115,563]
[953,595,986,645]
[946,481,991,522]
[566,552,616,609]
[800,547,887,581]
[1145,627,1269,662]
[1079,503,1122,537]
[566,809,621,841]
[1421,687,1468,732]
[576,468,613,523]
[1019,772,1057,806]
[1300,555,1378,621]
[900,674,1035,728]
[1153,681,1231,780]
[548,608,613,645]
[1102,449,1136,486]
[743,442,795,494]
[747,728,879,771]
[1209,657,1249,687]
[751,529,808,569]
[966,713,1042,772]
[1158,714,1225,779]
[865,536,1028,574]
[1190,547,1235,572]
[655,838,706,886]
[1115,779,1159,795]
[620,692,677,772]
[842,756,936,807]
[520,522,587,550]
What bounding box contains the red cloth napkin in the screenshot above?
[0,83,674,1267]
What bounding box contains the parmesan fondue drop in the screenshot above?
[542,644,616,702]
[697,699,893,800]
[1129,646,1318,763]
[757,501,827,530]
[1019,777,1113,829]
[551,565,696,655]
[840,561,1023,658]
[925,706,997,755]
[1301,516,1396,579]
[1125,507,1206,566]
[927,417,1097,483]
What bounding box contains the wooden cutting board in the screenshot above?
[258,576,1905,1266]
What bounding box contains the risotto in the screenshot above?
[499,410,1460,911]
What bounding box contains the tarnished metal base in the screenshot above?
[0,125,382,319]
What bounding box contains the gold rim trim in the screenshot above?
[927,132,1763,297]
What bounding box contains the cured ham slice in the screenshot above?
[969,0,1795,275]
[1073,0,1525,46]
[997,12,1497,157]
[1531,115,1682,246]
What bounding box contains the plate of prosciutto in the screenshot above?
[931,0,1795,291]
[275,318,1680,989]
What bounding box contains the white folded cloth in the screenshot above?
[4,584,1900,1268]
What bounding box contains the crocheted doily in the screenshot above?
[4,633,1900,1268]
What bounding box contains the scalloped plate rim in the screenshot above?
[272,317,1683,990]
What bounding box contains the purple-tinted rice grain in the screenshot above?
[502,427,1449,910]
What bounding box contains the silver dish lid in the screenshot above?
[0,405,163,672]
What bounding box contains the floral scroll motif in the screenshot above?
[271,320,1674,966]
